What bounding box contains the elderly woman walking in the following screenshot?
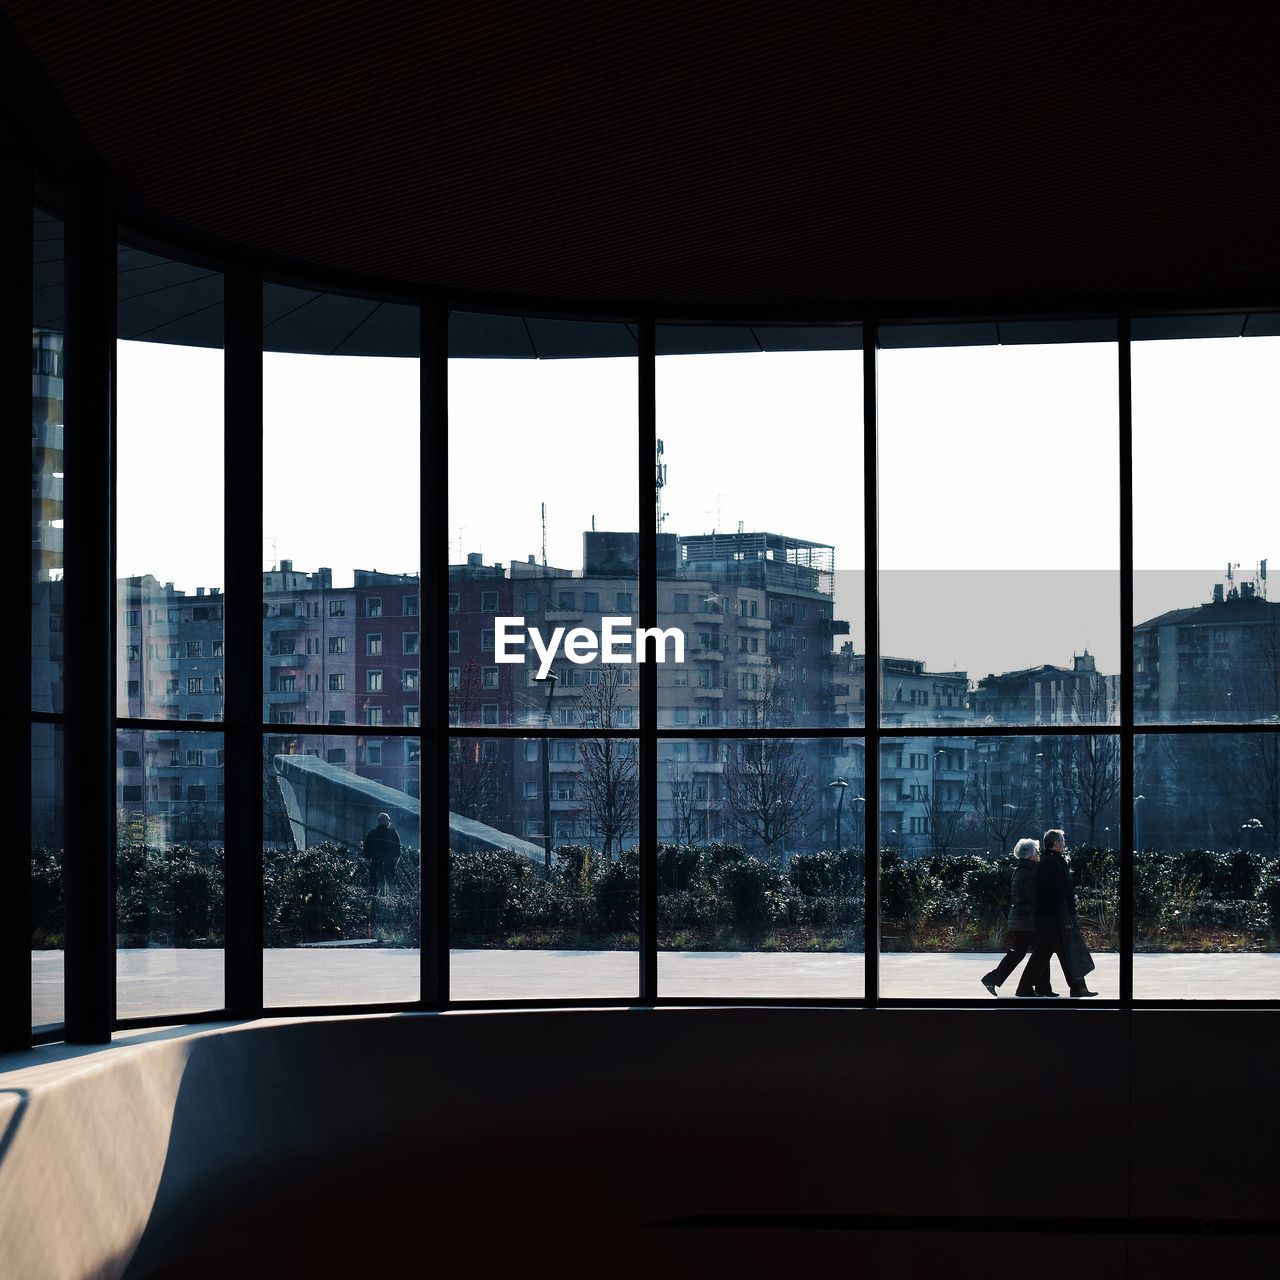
[979,837,1042,997]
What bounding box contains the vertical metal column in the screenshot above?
[421,299,450,1007]
[862,320,880,1005]
[62,161,114,1043]
[223,264,264,1017]
[638,317,658,1004]
[1,153,32,1050]
[1118,314,1134,1006]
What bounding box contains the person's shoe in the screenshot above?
[980,974,998,997]
[1070,987,1099,998]
[1034,990,1061,997]
[1014,990,1039,998]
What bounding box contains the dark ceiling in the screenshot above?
[5,1,1279,313]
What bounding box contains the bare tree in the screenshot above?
[666,759,711,845]
[723,664,814,859]
[972,751,1036,854]
[926,775,969,858]
[575,667,639,860]
[1051,678,1121,847]
[449,661,498,822]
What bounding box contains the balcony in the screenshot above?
[33,419,64,458]
[692,686,724,699]
[691,648,724,661]
[738,614,770,630]
[265,689,306,705]
[268,652,305,667]
[690,761,725,774]
[544,608,584,622]
[821,619,851,636]
[265,615,306,631]
[691,611,724,625]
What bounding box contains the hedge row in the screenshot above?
[28,842,1280,950]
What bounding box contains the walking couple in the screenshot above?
[981,828,1098,999]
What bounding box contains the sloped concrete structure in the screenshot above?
[271,753,543,859]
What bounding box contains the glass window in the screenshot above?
[449,736,639,1001]
[116,728,225,1018]
[263,285,419,726]
[1135,732,1280,998]
[656,326,863,733]
[879,734,1118,999]
[1134,321,1280,723]
[657,735,864,997]
[448,312,637,727]
[878,323,1118,726]
[31,722,65,1031]
[263,733,419,1006]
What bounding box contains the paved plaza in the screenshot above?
[27,948,1280,1025]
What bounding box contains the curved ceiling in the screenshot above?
[5,1,1280,311]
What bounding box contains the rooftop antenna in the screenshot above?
[268,536,279,570]
[541,503,547,570]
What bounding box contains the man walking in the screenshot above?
[363,811,401,898]
[1022,828,1098,998]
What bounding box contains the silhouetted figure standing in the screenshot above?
[364,812,401,898]
[979,837,1041,996]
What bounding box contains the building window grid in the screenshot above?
[38,260,1271,1049]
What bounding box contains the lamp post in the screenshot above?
[829,777,848,850]
[539,671,558,872]
[1134,793,1146,853]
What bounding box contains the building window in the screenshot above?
[404,632,419,654]
[122,749,140,768]
[558,590,575,609]
[329,673,345,692]
[482,666,499,689]
[366,596,382,618]
[448,592,459,613]
[448,668,460,689]
[403,594,419,616]
[186,640,202,658]
[403,669,419,691]
[328,710,346,725]
[329,600,345,617]
[367,743,382,766]
[524,781,538,800]
[523,591,539,611]
[122,784,142,803]
[617,591,632,612]
[404,707,420,727]
[481,590,499,612]
[584,591,599,611]
[212,639,224,658]
[448,630,460,653]
[406,741,421,763]
[481,703,499,725]
[367,633,383,656]
[481,629,494,651]
[368,670,383,692]
[328,636,346,654]
[366,706,383,727]
[326,748,346,765]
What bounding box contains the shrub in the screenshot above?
[591,850,639,934]
[264,841,368,945]
[30,847,65,948]
[789,848,863,900]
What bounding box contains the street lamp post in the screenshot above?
[829,777,848,850]
[540,672,558,872]
[1134,793,1146,853]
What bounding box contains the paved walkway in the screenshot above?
[28,949,1280,1025]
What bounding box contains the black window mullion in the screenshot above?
[1,154,33,1050]
[1119,313,1134,1006]
[223,263,264,1018]
[639,316,657,1004]
[863,320,880,1006]
[422,298,449,1007]
[62,161,115,1043]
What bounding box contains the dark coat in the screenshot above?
[1035,849,1076,926]
[1006,861,1038,931]
[364,823,401,876]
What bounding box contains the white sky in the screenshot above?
[116,334,1280,680]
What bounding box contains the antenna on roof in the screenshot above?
[541,503,547,569]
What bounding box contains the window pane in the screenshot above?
[878,325,1119,726]
[116,245,224,720]
[656,326,863,731]
[879,734,1119,999]
[450,734,639,1000]
[264,733,419,1006]
[1135,733,1280,998]
[448,312,636,728]
[263,287,419,727]
[31,722,64,1031]
[1134,324,1280,723]
[32,207,64,714]
[656,735,864,997]
[116,728,225,1018]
